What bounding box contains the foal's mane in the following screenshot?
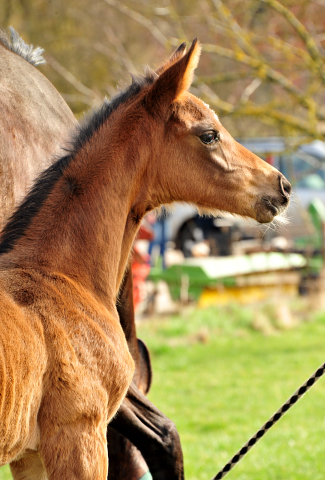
[74,72,155,152]
[0,72,156,256]
[0,26,45,66]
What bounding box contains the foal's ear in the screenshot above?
[145,39,201,116]
[155,42,187,75]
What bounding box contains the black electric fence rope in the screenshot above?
[211,362,325,480]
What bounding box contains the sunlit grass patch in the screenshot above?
[138,302,325,480]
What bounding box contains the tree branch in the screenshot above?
[46,55,99,104]
[261,0,325,82]
[103,0,167,47]
[201,42,321,122]
[211,0,261,59]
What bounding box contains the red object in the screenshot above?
[265,154,274,166]
[132,224,153,309]
[137,223,154,241]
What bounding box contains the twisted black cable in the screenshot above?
[212,362,325,480]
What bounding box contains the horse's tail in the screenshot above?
[0,26,45,66]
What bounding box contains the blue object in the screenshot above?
[148,217,166,269]
[139,472,153,480]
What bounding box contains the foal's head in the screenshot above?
[131,39,290,224]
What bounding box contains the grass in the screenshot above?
[1,299,325,479]
[137,301,325,480]
[0,468,10,480]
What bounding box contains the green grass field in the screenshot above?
[137,302,325,480]
[1,300,325,479]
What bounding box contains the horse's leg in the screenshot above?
[107,337,152,480]
[107,426,150,480]
[116,269,140,365]
[10,451,47,480]
[112,269,184,480]
[39,418,108,479]
[106,270,151,480]
[110,381,184,480]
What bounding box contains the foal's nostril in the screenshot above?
[279,175,291,199]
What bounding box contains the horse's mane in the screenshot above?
[0,72,156,255]
[0,26,45,66]
[74,72,156,153]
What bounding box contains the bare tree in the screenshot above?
[3,0,325,141]
[102,0,325,141]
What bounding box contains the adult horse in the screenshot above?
[0,27,77,230]
[0,27,183,480]
[0,36,291,479]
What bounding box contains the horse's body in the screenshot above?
[0,30,77,229]
[0,38,290,479]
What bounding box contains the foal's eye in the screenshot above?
[199,131,219,145]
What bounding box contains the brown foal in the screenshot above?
[0,39,290,479]
[0,29,179,479]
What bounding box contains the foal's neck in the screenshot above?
[3,122,151,308]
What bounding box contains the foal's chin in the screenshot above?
[255,203,287,223]
[254,198,289,224]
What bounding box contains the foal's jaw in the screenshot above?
[231,161,291,224]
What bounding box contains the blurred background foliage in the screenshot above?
[2,0,325,140]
